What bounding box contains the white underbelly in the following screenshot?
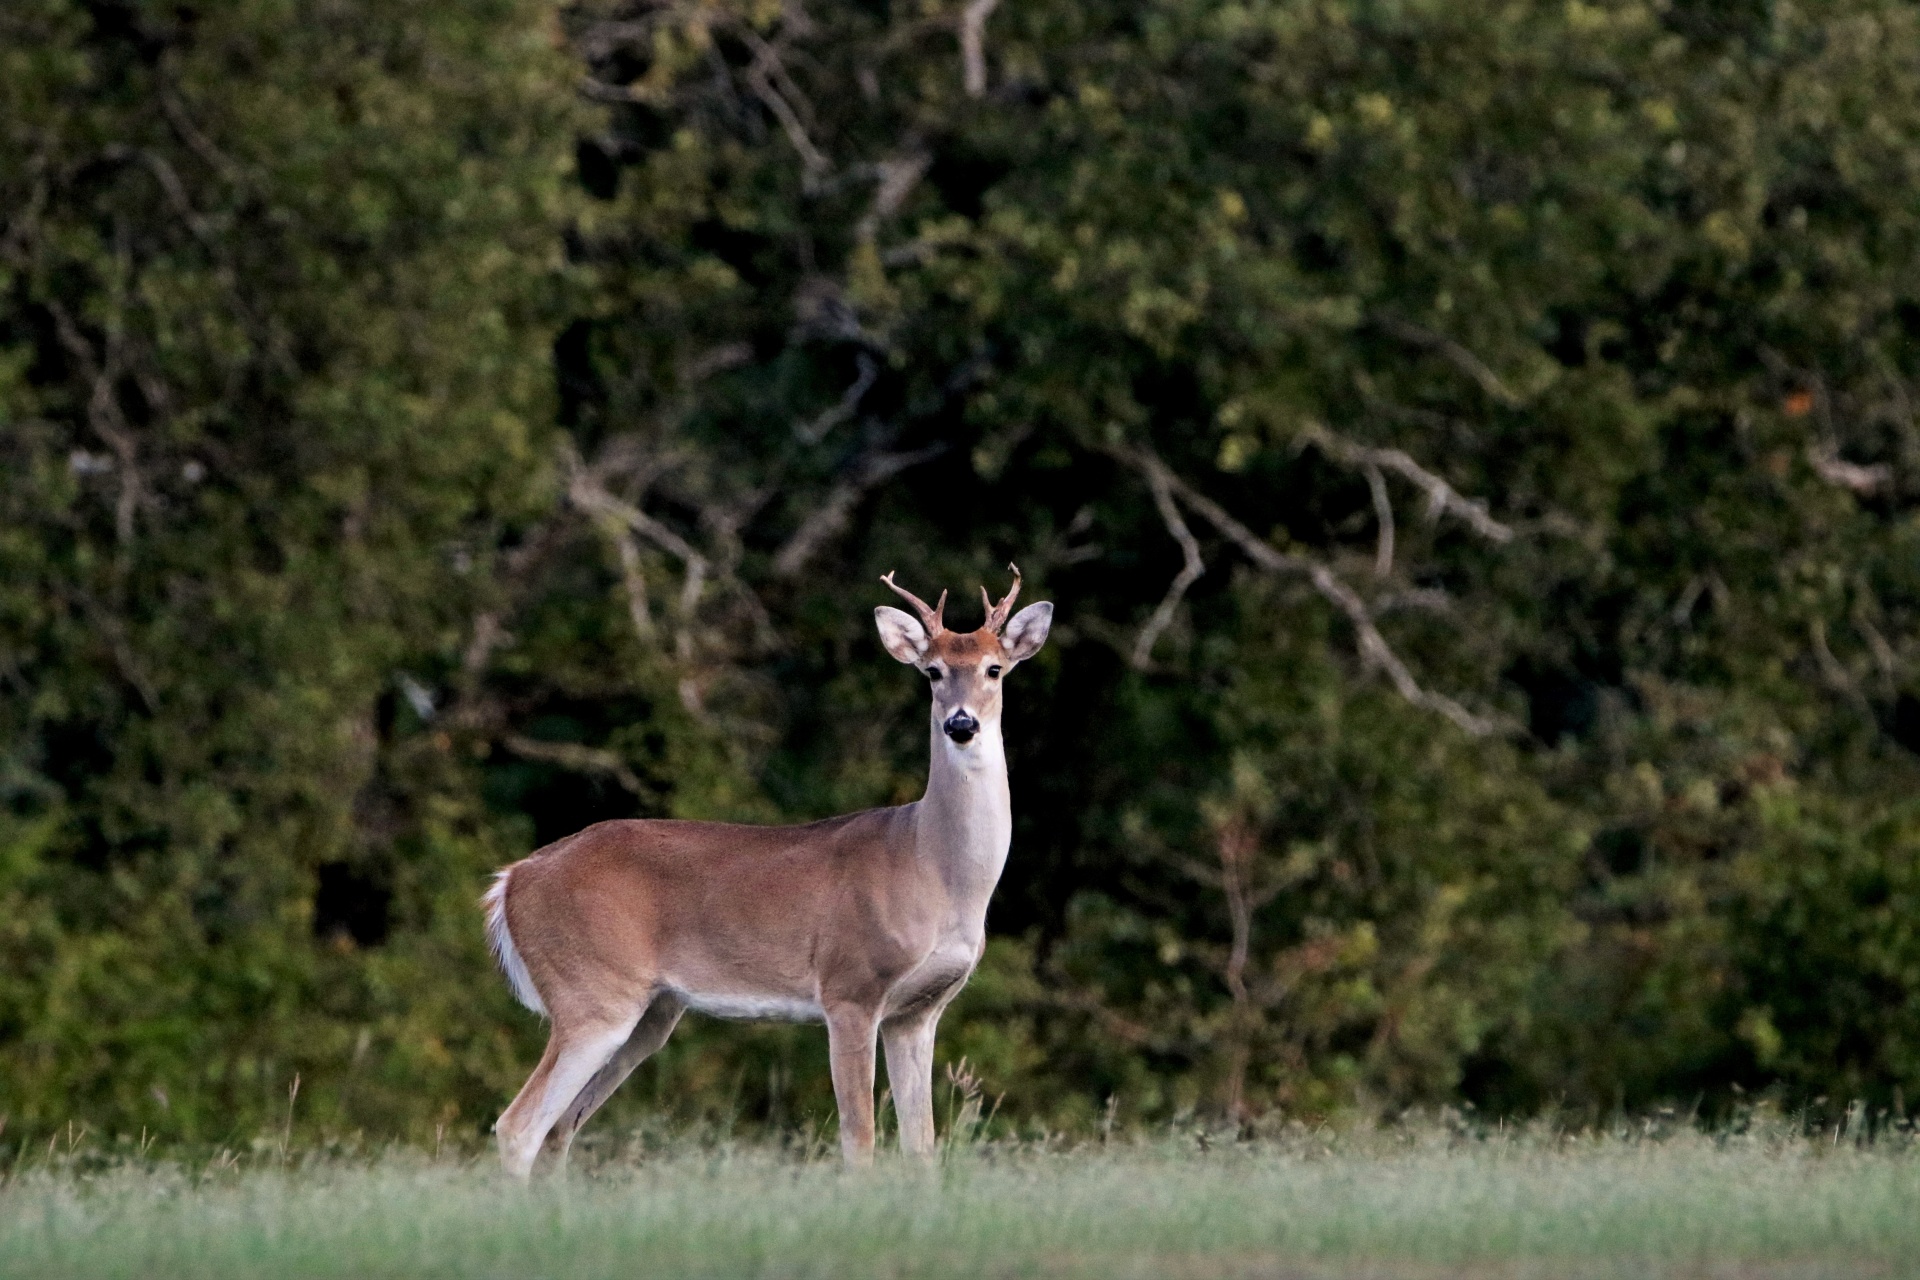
[677,990,824,1023]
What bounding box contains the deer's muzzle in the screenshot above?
[943,711,980,744]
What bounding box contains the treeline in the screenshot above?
[4,0,1920,1144]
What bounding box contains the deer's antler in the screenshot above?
[982,563,1022,633]
[881,571,947,634]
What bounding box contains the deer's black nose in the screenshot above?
[943,712,979,743]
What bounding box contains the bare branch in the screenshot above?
[1373,314,1526,409]
[565,446,708,579]
[462,612,508,685]
[738,28,830,186]
[792,275,881,348]
[59,583,157,713]
[773,442,947,577]
[1807,441,1892,495]
[1372,587,1453,617]
[1353,369,1480,441]
[571,14,670,63]
[502,734,647,798]
[1809,618,1873,714]
[436,521,573,734]
[1216,813,1256,1122]
[0,149,51,270]
[855,153,930,243]
[99,142,265,372]
[1363,463,1394,577]
[1046,985,1159,1048]
[612,530,656,640]
[576,78,650,105]
[1218,818,1255,1009]
[1037,505,1104,570]
[564,442,713,672]
[1755,348,1894,496]
[1302,425,1513,544]
[1111,444,1500,735]
[1671,574,1707,627]
[960,0,1002,98]
[561,438,780,722]
[46,299,142,552]
[102,146,218,250]
[157,84,246,190]
[1131,463,1205,670]
[684,341,753,383]
[794,352,877,444]
[1862,619,1899,692]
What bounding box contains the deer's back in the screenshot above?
[503,809,934,1016]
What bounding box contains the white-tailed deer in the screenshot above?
[483,566,1052,1176]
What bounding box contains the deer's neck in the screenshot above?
[916,719,1012,913]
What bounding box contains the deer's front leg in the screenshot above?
[825,1005,881,1166]
[882,1010,939,1157]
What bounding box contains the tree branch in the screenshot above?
[1131,461,1205,669]
[1363,462,1394,576]
[564,442,710,669]
[1110,443,1500,735]
[566,446,708,583]
[571,14,670,64]
[462,612,508,685]
[771,441,947,577]
[855,152,929,244]
[1854,606,1900,694]
[437,521,572,733]
[1809,618,1874,714]
[1807,441,1892,496]
[793,352,877,444]
[563,439,784,717]
[960,0,1002,98]
[1372,314,1526,409]
[738,28,830,187]
[103,146,218,250]
[1302,425,1513,544]
[156,83,246,190]
[1756,348,1894,496]
[59,583,158,713]
[502,734,647,798]
[611,529,657,640]
[46,298,142,554]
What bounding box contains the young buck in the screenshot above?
[483,566,1052,1176]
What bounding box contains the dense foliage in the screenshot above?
[4,0,1920,1144]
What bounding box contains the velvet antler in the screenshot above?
[880,571,947,634]
[982,563,1022,634]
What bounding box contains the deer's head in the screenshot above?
[874,564,1053,747]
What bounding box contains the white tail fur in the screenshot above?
[482,867,546,1017]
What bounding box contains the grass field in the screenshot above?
[3,1122,1917,1278]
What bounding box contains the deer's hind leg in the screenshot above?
[495,1008,639,1181]
[548,992,687,1170]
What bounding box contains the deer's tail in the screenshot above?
[482,866,547,1017]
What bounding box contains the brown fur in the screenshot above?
[486,573,1052,1177]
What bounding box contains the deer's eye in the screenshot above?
[926,667,943,681]
[986,665,1003,679]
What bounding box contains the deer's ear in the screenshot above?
[874,606,930,665]
[1001,602,1053,663]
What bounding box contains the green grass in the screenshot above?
[3,1125,1918,1278]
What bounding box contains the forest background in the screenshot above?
[5,0,1920,1146]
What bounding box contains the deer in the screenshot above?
[481,566,1052,1177]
